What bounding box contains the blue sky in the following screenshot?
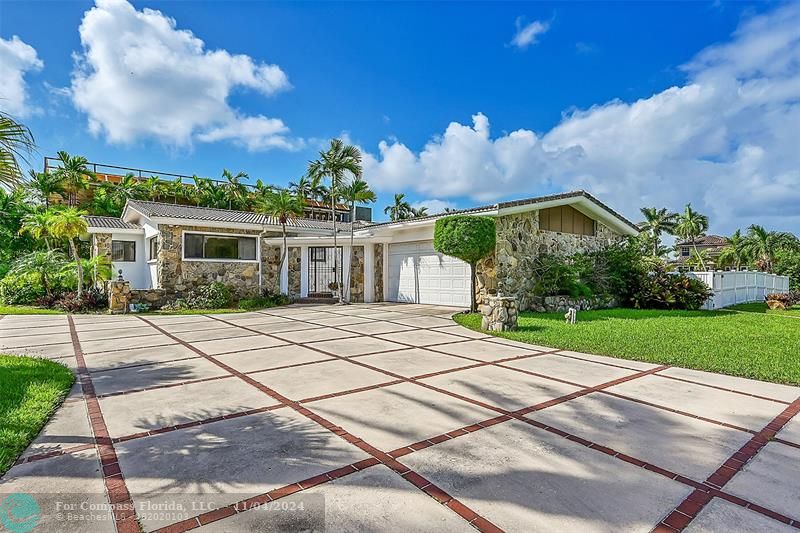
[2,0,799,231]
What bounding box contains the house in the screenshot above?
[674,235,729,267]
[84,191,639,310]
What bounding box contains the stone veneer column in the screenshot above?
[349,246,365,303]
[287,247,302,297]
[261,242,282,295]
[92,233,113,288]
[373,243,384,302]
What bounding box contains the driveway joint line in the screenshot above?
[654,395,800,532]
[138,314,502,533]
[652,373,793,405]
[68,315,141,533]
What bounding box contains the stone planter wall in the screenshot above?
[349,246,365,303]
[531,294,617,313]
[130,289,169,310]
[480,296,518,331]
[373,243,384,302]
[158,225,261,298]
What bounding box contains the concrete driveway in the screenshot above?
[1,303,799,533]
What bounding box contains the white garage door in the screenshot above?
[388,241,471,307]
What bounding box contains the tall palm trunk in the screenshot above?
[345,200,355,302]
[331,183,342,303]
[280,222,288,292]
[69,238,84,298]
[692,238,707,271]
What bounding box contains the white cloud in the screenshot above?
[411,199,457,215]
[0,35,43,117]
[70,0,297,150]
[364,4,800,233]
[510,17,550,49]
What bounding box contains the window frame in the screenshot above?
[111,240,137,263]
[148,236,159,262]
[181,230,260,263]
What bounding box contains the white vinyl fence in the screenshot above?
[686,271,790,310]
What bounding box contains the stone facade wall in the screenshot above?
[261,243,282,295]
[158,225,261,299]
[287,247,302,297]
[373,243,384,302]
[348,246,365,303]
[477,210,624,311]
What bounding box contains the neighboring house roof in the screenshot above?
[85,216,141,230]
[361,190,640,234]
[675,235,729,247]
[124,200,350,232]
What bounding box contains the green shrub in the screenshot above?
[434,215,496,311]
[775,250,800,292]
[239,292,290,310]
[184,283,233,309]
[0,272,46,305]
[631,265,713,310]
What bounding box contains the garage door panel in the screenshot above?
[387,240,470,307]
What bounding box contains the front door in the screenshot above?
[308,247,343,295]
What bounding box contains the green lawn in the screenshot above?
[0,305,64,315]
[454,307,800,385]
[0,355,75,475]
[728,302,800,317]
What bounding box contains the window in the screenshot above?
[112,240,136,262]
[184,233,257,261]
[149,237,158,260]
[310,247,327,262]
[681,247,691,257]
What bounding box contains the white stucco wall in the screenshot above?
[111,231,147,289]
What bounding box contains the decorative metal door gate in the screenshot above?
[308,247,343,294]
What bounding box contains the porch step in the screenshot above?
[296,297,338,304]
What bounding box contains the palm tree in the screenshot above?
[142,176,163,201]
[307,139,363,303]
[384,193,413,221]
[20,210,54,249]
[289,176,314,201]
[222,169,249,210]
[255,189,304,291]
[51,151,95,207]
[742,225,797,272]
[9,250,69,298]
[110,174,144,206]
[674,204,710,270]
[26,170,65,208]
[411,206,428,218]
[340,178,377,301]
[718,229,748,270]
[0,111,36,187]
[638,207,678,257]
[49,208,89,298]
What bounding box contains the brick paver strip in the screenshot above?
[654,374,793,405]
[137,315,502,533]
[67,316,140,533]
[654,396,800,532]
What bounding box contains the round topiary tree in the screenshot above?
[433,215,496,312]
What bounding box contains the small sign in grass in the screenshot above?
[0,355,75,475]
